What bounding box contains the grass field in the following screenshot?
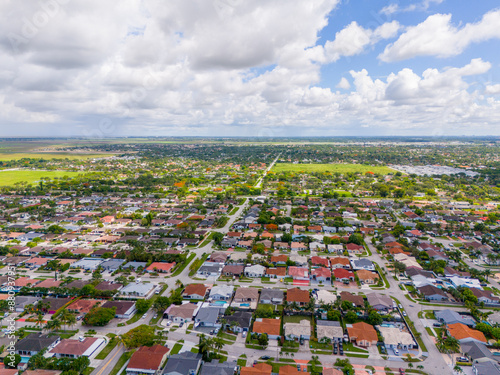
[0,153,113,161]
[272,163,395,174]
[0,170,85,186]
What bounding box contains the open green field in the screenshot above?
[0,170,85,186]
[0,153,113,161]
[272,163,395,174]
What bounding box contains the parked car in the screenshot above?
[333,346,337,355]
[394,349,399,356]
[242,331,247,338]
[261,356,271,360]
[458,357,469,362]
[433,323,442,327]
[179,322,184,328]
[339,347,343,355]
[399,368,405,375]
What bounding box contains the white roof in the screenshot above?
[378,326,414,347]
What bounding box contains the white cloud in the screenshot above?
[485,84,500,95]
[380,0,444,15]
[325,21,400,62]
[336,77,351,89]
[380,10,500,62]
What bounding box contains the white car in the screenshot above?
[394,349,399,356]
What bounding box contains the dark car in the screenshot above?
[261,356,271,360]
[339,347,343,355]
[333,346,338,354]
[399,368,405,375]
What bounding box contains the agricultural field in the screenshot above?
[272,163,395,175]
[0,170,85,186]
[0,153,113,161]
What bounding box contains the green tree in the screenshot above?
[327,309,341,321]
[367,311,383,326]
[83,307,116,326]
[213,232,224,245]
[121,324,155,348]
[153,296,171,313]
[258,333,269,347]
[135,299,152,314]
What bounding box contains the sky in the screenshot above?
[1,0,500,138]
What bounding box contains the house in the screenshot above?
[101,301,137,319]
[100,259,126,272]
[378,326,415,350]
[316,320,343,342]
[356,269,379,284]
[259,288,284,305]
[16,333,60,356]
[462,341,498,364]
[350,259,375,271]
[417,285,448,301]
[244,264,266,278]
[332,268,354,283]
[197,262,224,278]
[231,287,259,309]
[288,266,309,280]
[327,244,343,254]
[240,363,272,375]
[435,310,476,327]
[200,361,238,375]
[310,256,329,268]
[347,322,378,347]
[253,318,281,340]
[221,264,245,277]
[67,299,100,314]
[145,262,176,274]
[286,288,310,306]
[284,319,311,340]
[223,311,252,333]
[126,345,169,375]
[340,292,364,308]
[15,296,41,313]
[346,243,364,255]
[49,337,105,358]
[210,252,229,263]
[182,284,209,300]
[448,323,487,344]
[290,242,307,251]
[472,362,500,375]
[163,351,202,375]
[315,290,337,306]
[195,306,221,328]
[42,297,72,314]
[266,267,287,279]
[470,288,500,304]
[366,293,393,312]
[270,255,288,265]
[165,303,199,323]
[311,267,331,283]
[120,283,156,298]
[70,258,103,271]
[330,257,350,269]
[209,285,234,301]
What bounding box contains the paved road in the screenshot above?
[365,236,453,375]
[255,153,281,188]
[91,343,125,375]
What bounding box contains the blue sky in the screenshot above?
[0,0,499,137]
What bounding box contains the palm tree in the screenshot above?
[214,337,225,356]
[59,310,76,332]
[46,318,62,333]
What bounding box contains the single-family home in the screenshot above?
[347,322,378,347]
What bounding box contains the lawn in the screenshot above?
[0,170,85,186]
[109,351,132,375]
[95,337,120,359]
[0,152,113,161]
[170,343,183,355]
[272,163,395,175]
[283,315,312,324]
